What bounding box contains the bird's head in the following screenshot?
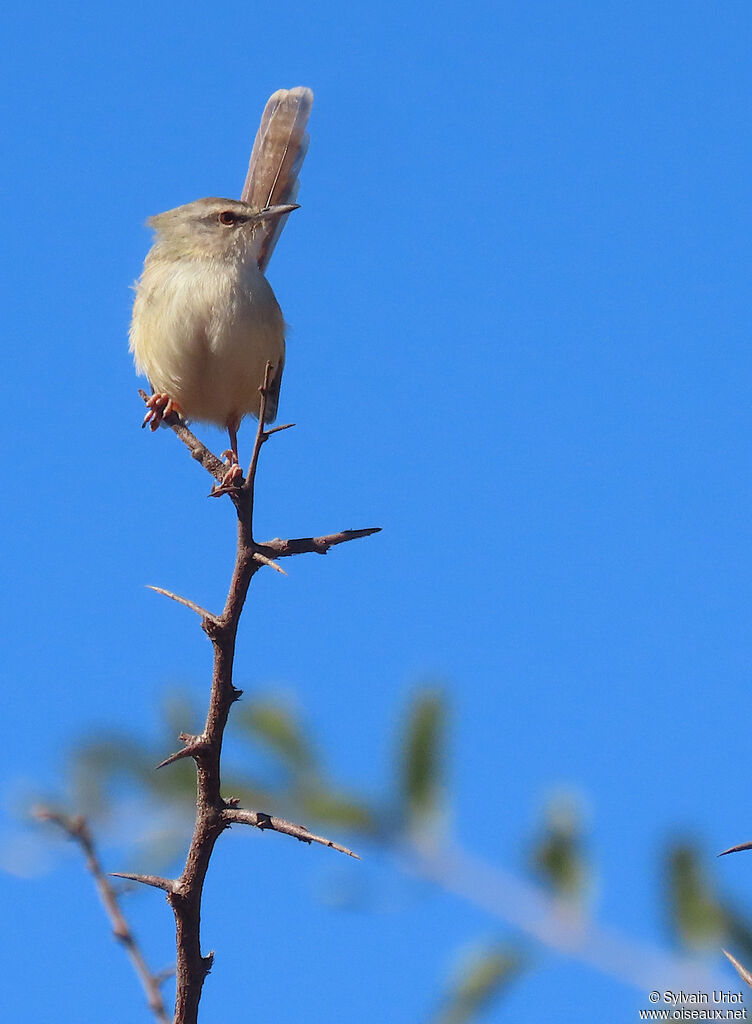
[147,197,299,262]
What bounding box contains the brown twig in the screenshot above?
[33,808,171,1024]
[134,365,377,1023]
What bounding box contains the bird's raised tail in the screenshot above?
[241,86,314,272]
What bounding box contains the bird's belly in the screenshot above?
[130,259,285,427]
[184,306,284,424]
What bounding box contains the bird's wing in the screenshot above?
[241,86,313,272]
[263,346,285,425]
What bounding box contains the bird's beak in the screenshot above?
[252,203,300,222]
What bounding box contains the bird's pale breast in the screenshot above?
[129,255,285,427]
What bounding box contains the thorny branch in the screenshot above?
[33,808,171,1024]
[135,367,377,1024]
[222,808,360,859]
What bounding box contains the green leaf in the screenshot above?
[432,943,524,1024]
[529,796,585,901]
[399,689,446,830]
[68,734,156,814]
[666,843,726,950]
[721,901,752,966]
[234,699,316,773]
[161,690,202,738]
[297,784,377,833]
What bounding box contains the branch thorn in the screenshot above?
[252,551,287,575]
[718,841,752,857]
[146,585,215,623]
[110,872,176,894]
[155,734,204,770]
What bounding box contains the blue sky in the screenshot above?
[3,1,752,1021]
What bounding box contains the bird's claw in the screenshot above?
[142,393,182,431]
[209,452,244,497]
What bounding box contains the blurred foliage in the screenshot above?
[234,695,379,835]
[667,843,727,950]
[234,700,317,773]
[44,689,381,868]
[399,689,446,835]
[295,784,377,833]
[528,795,586,903]
[667,842,752,964]
[430,944,525,1024]
[31,687,752,1023]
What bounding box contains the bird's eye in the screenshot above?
[218,210,237,226]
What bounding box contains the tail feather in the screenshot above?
[242,86,313,271]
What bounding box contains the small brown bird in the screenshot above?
[129,87,314,483]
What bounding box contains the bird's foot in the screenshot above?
[209,451,244,497]
[142,393,183,431]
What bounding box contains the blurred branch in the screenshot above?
[33,808,170,1024]
[231,684,735,998]
[430,944,524,1024]
[406,839,726,996]
[667,844,726,951]
[134,365,377,1024]
[400,689,445,833]
[528,797,586,902]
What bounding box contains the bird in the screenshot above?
[129,86,313,488]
